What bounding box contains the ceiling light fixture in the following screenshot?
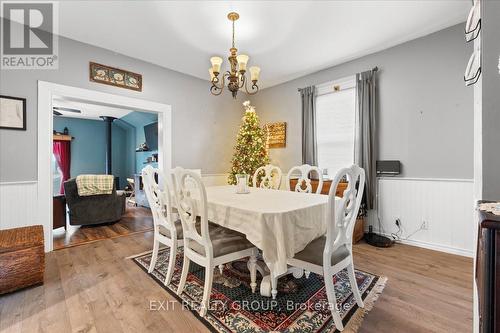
[209,12,260,98]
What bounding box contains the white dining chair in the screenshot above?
[252,164,282,190]
[287,165,366,331]
[174,168,258,317]
[286,164,324,194]
[142,165,182,286]
[171,167,226,275]
[171,168,201,190]
[126,177,136,206]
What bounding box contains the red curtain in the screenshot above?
[53,140,71,194]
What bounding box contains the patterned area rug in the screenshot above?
[132,247,386,333]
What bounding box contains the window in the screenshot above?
[52,153,62,194]
[315,77,356,177]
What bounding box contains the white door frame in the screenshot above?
[38,81,172,252]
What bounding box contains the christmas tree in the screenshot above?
[228,101,269,185]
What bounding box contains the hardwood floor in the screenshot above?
[0,233,472,333]
[53,206,153,250]
[353,243,472,333]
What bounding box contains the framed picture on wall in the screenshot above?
[264,122,286,148]
[89,62,143,91]
[0,95,26,130]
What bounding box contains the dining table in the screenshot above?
[202,185,340,298]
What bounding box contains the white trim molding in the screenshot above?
[393,235,473,257]
[368,177,475,257]
[38,81,172,252]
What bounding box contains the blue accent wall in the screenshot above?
[53,117,132,189]
[120,112,158,173]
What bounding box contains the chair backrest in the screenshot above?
[252,164,282,190]
[142,166,176,237]
[171,167,213,258]
[171,168,202,190]
[325,165,365,257]
[286,164,324,194]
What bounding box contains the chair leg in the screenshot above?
[218,264,224,275]
[249,249,258,293]
[148,238,159,273]
[324,268,344,331]
[164,243,177,286]
[347,263,364,308]
[200,266,214,317]
[271,273,278,300]
[305,270,311,279]
[176,255,190,296]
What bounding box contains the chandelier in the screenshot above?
[209,12,261,98]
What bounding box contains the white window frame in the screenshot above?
[315,75,356,96]
[315,75,356,177]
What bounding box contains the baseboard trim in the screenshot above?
[396,237,473,258]
[367,230,474,258]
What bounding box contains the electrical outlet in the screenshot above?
[421,220,429,230]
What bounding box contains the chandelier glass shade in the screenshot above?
[209,12,260,98]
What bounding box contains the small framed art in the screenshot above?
[0,95,26,130]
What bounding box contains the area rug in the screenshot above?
[132,247,386,333]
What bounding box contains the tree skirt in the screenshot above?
[132,247,386,333]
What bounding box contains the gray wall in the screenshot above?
[0,31,245,182]
[252,24,473,179]
[480,1,500,200]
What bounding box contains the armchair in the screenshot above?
[64,178,126,226]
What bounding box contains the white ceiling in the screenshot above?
[56,1,469,89]
[52,96,133,120]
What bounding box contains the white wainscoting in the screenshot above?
[368,177,474,257]
[0,181,39,230]
[0,175,227,253]
[0,176,474,257]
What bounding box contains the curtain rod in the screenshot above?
[298,66,378,91]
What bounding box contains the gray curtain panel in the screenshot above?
[355,70,377,210]
[300,86,317,165]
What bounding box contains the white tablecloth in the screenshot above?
[204,185,337,277]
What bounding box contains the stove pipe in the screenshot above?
[100,116,116,175]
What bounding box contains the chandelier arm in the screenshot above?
[244,77,259,95]
[211,76,224,90]
[210,73,226,96]
[210,85,223,96]
[223,71,231,84]
[210,72,231,96]
[238,73,246,89]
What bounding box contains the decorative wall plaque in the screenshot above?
[264,122,286,148]
[89,62,142,91]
